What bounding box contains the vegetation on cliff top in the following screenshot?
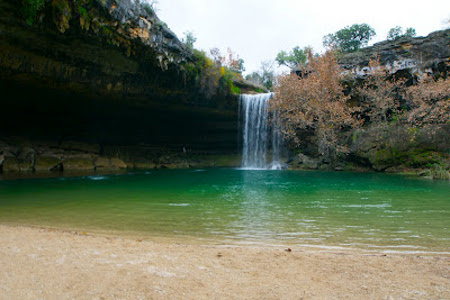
[18,0,252,97]
[323,23,376,53]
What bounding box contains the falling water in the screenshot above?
[240,93,282,169]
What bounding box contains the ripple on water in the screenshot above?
[87,176,108,181]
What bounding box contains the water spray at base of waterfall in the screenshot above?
[240,93,285,170]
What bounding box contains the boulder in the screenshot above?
[1,156,20,172]
[34,156,63,172]
[63,155,95,170]
[293,154,320,170]
[94,157,111,169]
[109,158,127,169]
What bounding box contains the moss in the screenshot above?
[23,0,46,25]
[230,84,241,94]
[406,151,443,167]
[63,156,94,170]
[109,158,127,169]
[52,0,72,33]
[2,157,20,172]
[34,156,62,171]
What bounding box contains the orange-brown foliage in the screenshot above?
[355,58,406,125]
[273,53,449,157]
[272,50,358,156]
[404,74,450,127]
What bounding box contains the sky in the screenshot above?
[156,0,450,75]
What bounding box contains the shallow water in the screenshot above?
[0,169,449,253]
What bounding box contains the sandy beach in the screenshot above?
[0,225,448,299]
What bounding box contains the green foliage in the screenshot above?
[182,31,197,50]
[185,47,246,96]
[387,26,416,40]
[77,4,87,17]
[23,0,46,25]
[323,23,376,53]
[230,84,241,94]
[135,0,158,16]
[387,26,403,40]
[404,27,417,38]
[237,58,245,73]
[276,46,310,68]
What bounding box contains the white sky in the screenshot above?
[156,0,450,75]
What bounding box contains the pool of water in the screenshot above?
[0,169,449,253]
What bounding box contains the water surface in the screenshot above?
[0,169,448,253]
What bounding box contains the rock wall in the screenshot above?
[339,29,450,78]
[0,0,243,174]
[287,29,450,176]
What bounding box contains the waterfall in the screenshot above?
[240,93,282,170]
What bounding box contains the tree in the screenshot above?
[387,26,416,40]
[323,23,376,53]
[209,47,224,65]
[271,51,358,156]
[136,0,158,14]
[182,31,196,50]
[260,60,275,90]
[387,26,403,40]
[404,27,417,38]
[355,58,405,125]
[404,75,450,128]
[275,46,311,69]
[245,60,275,90]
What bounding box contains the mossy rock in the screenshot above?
[2,156,20,172]
[94,157,110,169]
[109,157,127,169]
[367,149,395,171]
[61,141,101,154]
[160,162,190,169]
[210,154,241,167]
[52,0,72,33]
[63,155,94,170]
[405,151,443,168]
[34,156,62,171]
[132,162,157,169]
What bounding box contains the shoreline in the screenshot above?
[0,166,438,182]
[2,222,449,257]
[1,225,449,298]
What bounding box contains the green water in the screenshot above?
[0,169,449,253]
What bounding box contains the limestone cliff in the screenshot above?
[0,0,242,174]
[339,29,450,77]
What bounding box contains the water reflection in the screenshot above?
[0,169,448,252]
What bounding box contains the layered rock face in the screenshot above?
[288,29,450,174]
[339,29,449,77]
[0,0,241,174]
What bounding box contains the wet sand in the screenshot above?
[0,225,448,299]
